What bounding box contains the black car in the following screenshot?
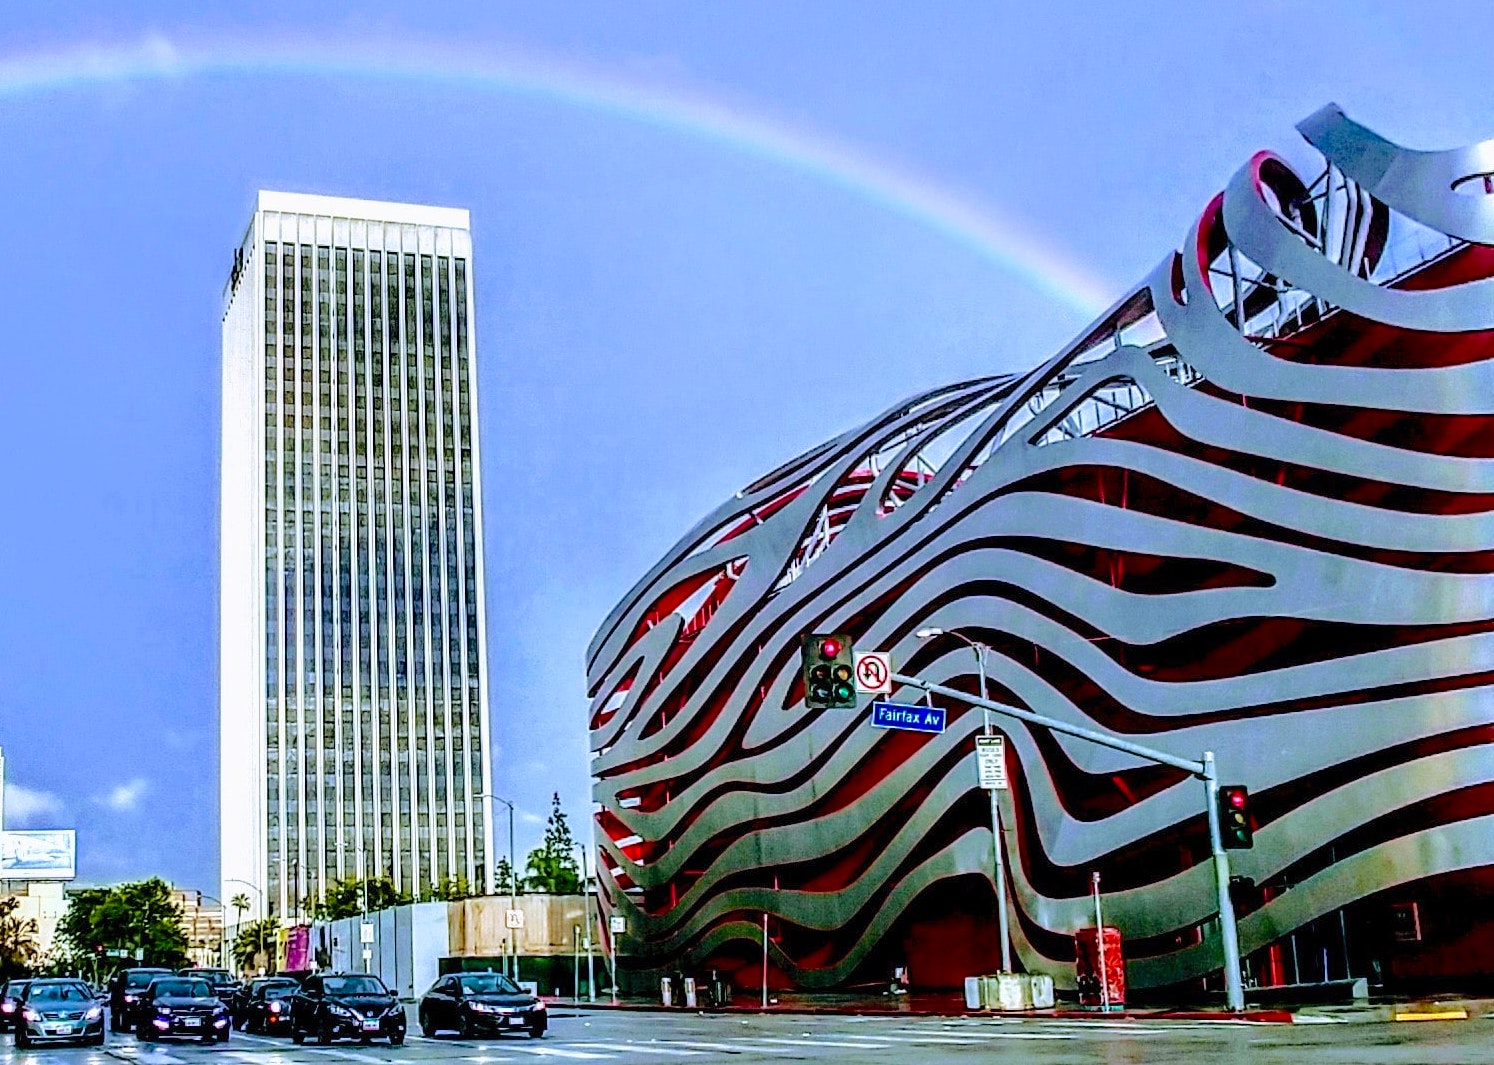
[290,972,405,1046]
[0,979,31,1032]
[179,967,238,1002]
[108,967,174,1032]
[134,976,231,1043]
[12,979,105,1049]
[418,971,547,1039]
[231,976,298,1028]
[239,981,298,1035]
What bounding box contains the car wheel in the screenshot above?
[459,1013,476,1040]
[291,1023,305,1045]
[316,1021,333,1046]
[136,1023,155,1042]
[15,1029,31,1050]
[389,1031,405,1047]
[529,1027,546,1039]
[88,1032,105,1047]
[419,1009,435,1038]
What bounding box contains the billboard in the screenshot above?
[0,830,77,880]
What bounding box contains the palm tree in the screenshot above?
[230,894,250,928]
[231,917,279,975]
[0,897,39,978]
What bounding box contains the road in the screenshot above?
[3,1007,1493,1063]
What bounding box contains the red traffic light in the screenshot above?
[819,637,842,659]
[1229,791,1246,809]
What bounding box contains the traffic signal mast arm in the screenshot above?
[890,671,1204,776]
[890,669,1247,1013]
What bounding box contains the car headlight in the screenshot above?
[123,994,138,1003]
[85,1006,103,1021]
[531,1001,546,1012]
[21,1008,40,1023]
[1,1001,15,1013]
[157,1007,173,1016]
[269,1001,284,1014]
[328,1005,353,1018]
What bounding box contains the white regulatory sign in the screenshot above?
[853,651,893,695]
[505,909,526,929]
[360,922,375,944]
[609,915,627,935]
[976,735,1008,790]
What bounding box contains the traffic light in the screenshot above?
[802,633,856,709]
[1217,785,1253,849]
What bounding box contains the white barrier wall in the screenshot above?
[313,903,450,1000]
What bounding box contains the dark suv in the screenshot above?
[178,967,237,1002]
[0,979,31,1032]
[108,967,174,1032]
[290,973,405,1046]
[418,971,547,1039]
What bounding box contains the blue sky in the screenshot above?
[0,1,1491,889]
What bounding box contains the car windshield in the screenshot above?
[322,976,385,996]
[186,970,231,982]
[458,974,521,994]
[25,983,91,1004]
[3,981,31,997]
[126,971,171,989]
[262,986,294,1000]
[152,980,212,998]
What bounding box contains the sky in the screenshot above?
[1,1,1493,891]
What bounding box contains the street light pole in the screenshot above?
[477,793,518,979]
[916,628,1011,974]
[576,843,596,1003]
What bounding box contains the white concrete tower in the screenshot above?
[221,193,494,923]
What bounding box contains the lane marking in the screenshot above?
[573,1043,704,1056]
[842,1033,984,1045]
[495,1047,616,1060]
[653,1040,795,1054]
[750,1037,895,1049]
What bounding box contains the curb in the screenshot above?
[566,1001,1297,1024]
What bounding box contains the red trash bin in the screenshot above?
[1075,926,1125,1010]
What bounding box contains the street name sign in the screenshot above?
[976,735,1008,790]
[870,701,946,734]
[853,651,893,695]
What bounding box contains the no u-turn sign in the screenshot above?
[853,651,893,694]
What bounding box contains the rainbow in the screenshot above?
[0,33,1115,317]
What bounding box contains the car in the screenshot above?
[108,967,175,1032]
[238,980,298,1035]
[178,967,237,1003]
[134,976,231,1043]
[12,979,105,1049]
[0,979,31,1032]
[231,976,298,1028]
[418,971,547,1039]
[289,972,405,1046]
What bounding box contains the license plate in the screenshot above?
[184,1017,202,1028]
[361,1020,381,1031]
[46,1025,72,1035]
[508,1016,525,1026]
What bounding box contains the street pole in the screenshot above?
[1203,752,1246,1012]
[893,668,1246,1012]
[478,793,519,980]
[917,630,1011,974]
[577,844,596,1003]
[761,913,769,1010]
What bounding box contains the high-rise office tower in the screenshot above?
[221,192,492,922]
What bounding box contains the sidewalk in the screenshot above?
[561,989,1493,1026]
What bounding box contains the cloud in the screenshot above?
[97,778,149,813]
[519,810,544,826]
[3,782,65,827]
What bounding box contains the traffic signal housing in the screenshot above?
[802,633,856,709]
[1218,785,1253,849]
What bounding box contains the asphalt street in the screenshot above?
[3,1008,1494,1064]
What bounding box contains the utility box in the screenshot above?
[1075,926,1125,1010]
[1029,974,1055,1009]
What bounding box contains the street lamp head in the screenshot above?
[915,627,944,640]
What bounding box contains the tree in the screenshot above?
[421,876,477,903]
[229,893,251,929]
[523,792,581,894]
[0,897,39,979]
[493,857,516,895]
[310,877,411,920]
[232,917,280,974]
[55,878,188,969]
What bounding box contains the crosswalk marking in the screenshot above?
[845,1033,984,1045]
[573,1043,704,1056]
[498,1046,615,1060]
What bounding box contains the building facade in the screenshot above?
[588,107,1494,993]
[222,192,494,923]
[172,888,225,969]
